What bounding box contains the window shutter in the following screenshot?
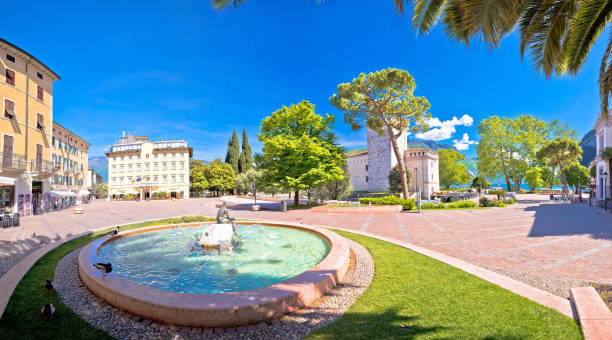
[37,85,43,101]
[5,69,15,86]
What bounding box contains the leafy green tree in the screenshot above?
[477,115,547,192]
[191,164,209,196]
[225,131,240,175]
[190,159,206,168]
[239,128,253,173]
[547,119,578,141]
[536,138,583,195]
[330,68,431,199]
[205,159,235,196]
[565,163,589,198]
[438,148,470,189]
[388,164,411,195]
[525,167,544,191]
[590,164,597,178]
[236,169,260,194]
[313,162,353,201]
[470,175,490,190]
[257,101,345,205]
[96,183,108,197]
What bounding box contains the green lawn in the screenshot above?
[0,221,583,340]
[0,216,215,340]
[306,230,583,340]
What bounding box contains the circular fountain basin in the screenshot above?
[78,221,350,327]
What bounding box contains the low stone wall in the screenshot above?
[311,205,403,213]
[78,222,350,327]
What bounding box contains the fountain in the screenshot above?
[78,218,350,327]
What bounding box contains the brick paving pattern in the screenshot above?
[1,194,611,285]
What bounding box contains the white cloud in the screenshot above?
[415,114,474,141]
[453,133,478,150]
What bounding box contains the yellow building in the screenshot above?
[106,134,192,200]
[0,38,60,216]
[51,122,90,202]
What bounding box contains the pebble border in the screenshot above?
[55,239,373,339]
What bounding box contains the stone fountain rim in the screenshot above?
[78,221,350,327]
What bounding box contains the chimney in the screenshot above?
[122,131,125,137]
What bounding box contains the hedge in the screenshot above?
[359,196,416,210]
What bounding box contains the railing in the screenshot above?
[30,160,54,173]
[0,153,27,171]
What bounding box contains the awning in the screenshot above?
[0,176,16,186]
[78,189,90,196]
[50,191,77,198]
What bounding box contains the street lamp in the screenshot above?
[605,171,609,211]
[415,167,421,213]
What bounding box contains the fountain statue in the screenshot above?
[199,201,235,248]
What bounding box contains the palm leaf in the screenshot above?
[413,0,447,33]
[210,0,247,11]
[520,0,579,77]
[565,0,612,75]
[599,29,612,116]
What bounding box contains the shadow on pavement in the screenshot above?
[524,202,612,240]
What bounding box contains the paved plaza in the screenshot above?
[1,195,611,285]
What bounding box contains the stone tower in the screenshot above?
[404,148,440,199]
[366,128,407,192]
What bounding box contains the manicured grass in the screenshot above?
[326,203,361,208]
[288,202,321,210]
[1,221,583,340]
[306,230,583,340]
[0,216,215,340]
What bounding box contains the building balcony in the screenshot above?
[30,160,54,174]
[0,154,27,172]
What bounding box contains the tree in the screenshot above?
[225,131,240,175]
[257,101,345,205]
[238,128,253,173]
[191,164,209,196]
[388,164,412,195]
[438,148,470,189]
[96,183,108,197]
[236,169,260,194]
[471,175,490,190]
[313,162,353,201]
[205,159,235,196]
[536,138,583,196]
[590,164,597,178]
[330,68,431,199]
[477,115,547,191]
[525,167,544,191]
[565,163,589,198]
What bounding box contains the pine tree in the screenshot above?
[226,131,240,175]
[239,128,253,173]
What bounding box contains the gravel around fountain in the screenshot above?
[54,239,373,340]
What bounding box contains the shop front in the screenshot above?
[0,176,16,213]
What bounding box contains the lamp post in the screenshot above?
[415,167,421,213]
[605,171,609,211]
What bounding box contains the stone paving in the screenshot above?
[2,194,611,286]
[55,239,373,339]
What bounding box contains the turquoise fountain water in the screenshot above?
[96,225,330,294]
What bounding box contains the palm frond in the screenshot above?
[599,29,612,117]
[412,0,447,33]
[441,0,521,48]
[521,0,579,77]
[210,0,247,11]
[565,0,612,75]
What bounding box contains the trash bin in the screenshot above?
[280,201,287,212]
[549,194,554,200]
[12,213,19,227]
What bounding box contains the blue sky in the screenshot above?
[3,1,605,159]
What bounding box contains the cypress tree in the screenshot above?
[226,131,240,175]
[239,128,253,173]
